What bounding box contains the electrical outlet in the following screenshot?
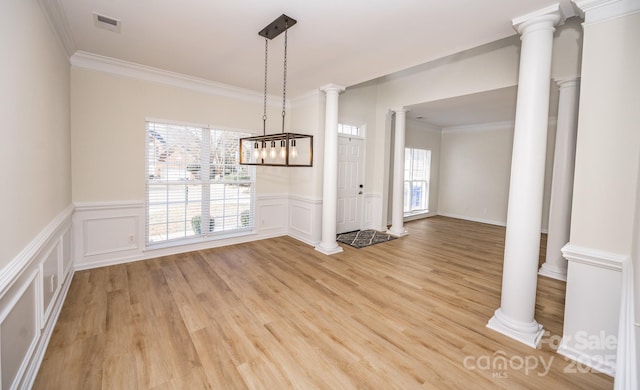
[128,234,135,243]
[50,275,56,293]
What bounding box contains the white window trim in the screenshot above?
[145,120,255,248]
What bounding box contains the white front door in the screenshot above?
[337,136,365,234]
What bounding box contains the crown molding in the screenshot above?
[406,118,442,133]
[442,117,558,134]
[442,120,515,134]
[38,0,76,58]
[290,89,324,108]
[70,51,282,106]
[572,0,640,24]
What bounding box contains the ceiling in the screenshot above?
[406,85,559,128]
[58,0,575,99]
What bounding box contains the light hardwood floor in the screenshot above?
[34,217,613,389]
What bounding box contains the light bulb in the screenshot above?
[269,141,276,159]
[290,140,298,159]
[252,142,260,159]
[279,140,287,159]
[260,142,267,159]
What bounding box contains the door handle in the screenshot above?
[358,191,363,195]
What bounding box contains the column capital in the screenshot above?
[391,108,409,114]
[320,84,346,94]
[512,3,565,37]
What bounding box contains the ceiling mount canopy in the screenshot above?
[240,14,313,167]
[258,14,297,40]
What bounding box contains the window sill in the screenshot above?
[403,211,431,222]
[145,229,255,252]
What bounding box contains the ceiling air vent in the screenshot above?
[93,12,121,33]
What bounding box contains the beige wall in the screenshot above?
[0,1,71,269]
[438,125,514,225]
[405,120,441,216]
[71,68,289,203]
[570,12,640,253]
[438,122,556,228]
[289,92,325,199]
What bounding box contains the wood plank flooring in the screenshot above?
[34,216,613,389]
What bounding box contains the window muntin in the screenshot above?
[404,148,431,214]
[338,123,362,137]
[146,121,254,246]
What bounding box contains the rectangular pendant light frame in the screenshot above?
[239,132,313,167]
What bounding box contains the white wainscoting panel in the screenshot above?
[256,195,289,236]
[62,228,72,276]
[559,244,627,377]
[83,216,139,257]
[288,196,322,246]
[363,193,384,231]
[39,246,59,329]
[74,201,145,268]
[1,271,39,390]
[614,257,637,389]
[74,197,292,270]
[0,205,74,390]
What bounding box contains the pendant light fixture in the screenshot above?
[239,14,313,167]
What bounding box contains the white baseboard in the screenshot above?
[0,204,74,389]
[436,212,507,227]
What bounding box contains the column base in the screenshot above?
[487,308,545,348]
[386,227,408,238]
[538,262,567,281]
[314,242,344,255]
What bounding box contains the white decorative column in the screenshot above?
[539,78,580,281]
[487,4,563,348]
[387,108,409,237]
[315,84,345,255]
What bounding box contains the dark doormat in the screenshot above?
[336,229,396,249]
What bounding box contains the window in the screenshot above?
[146,121,254,246]
[404,148,431,214]
[338,123,362,137]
